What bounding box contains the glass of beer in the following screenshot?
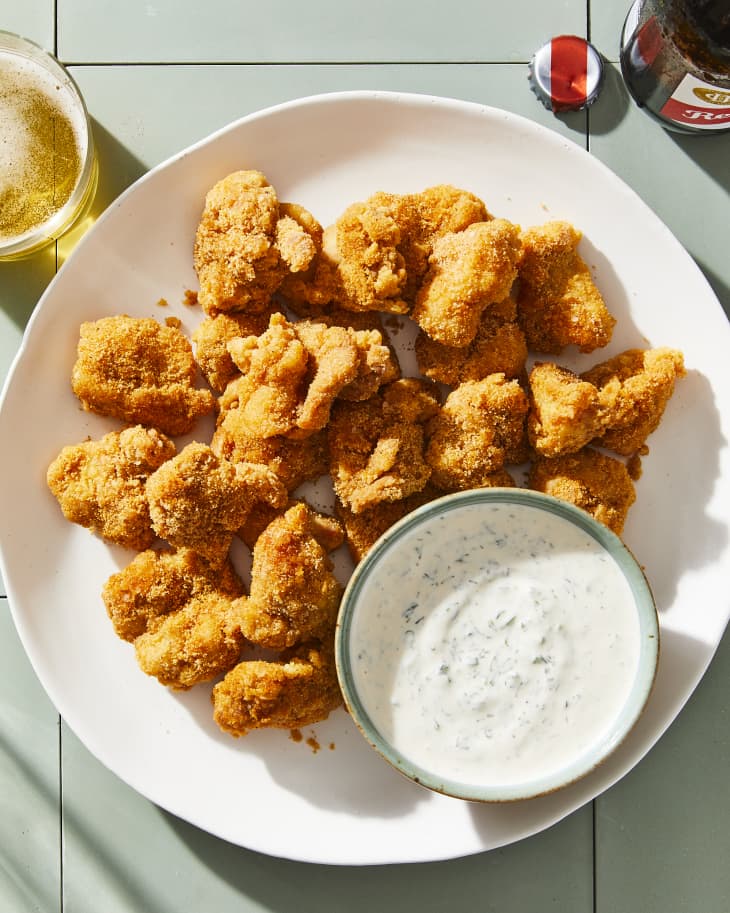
[0,31,98,260]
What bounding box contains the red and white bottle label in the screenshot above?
[661,73,730,129]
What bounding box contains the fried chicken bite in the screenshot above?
[412,219,522,347]
[211,421,328,493]
[240,503,344,650]
[581,347,685,456]
[527,362,605,457]
[146,442,287,566]
[278,221,345,316]
[193,170,317,316]
[516,221,616,354]
[275,202,320,273]
[425,374,528,491]
[192,308,275,393]
[279,185,489,315]
[528,448,636,534]
[47,425,176,550]
[223,312,309,438]
[291,320,371,431]
[415,296,527,385]
[134,592,246,690]
[223,312,398,439]
[336,483,441,563]
[296,317,399,403]
[212,641,342,736]
[328,378,440,514]
[102,548,244,642]
[71,316,215,436]
[415,184,490,239]
[333,194,409,314]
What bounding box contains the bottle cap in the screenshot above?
[529,35,605,113]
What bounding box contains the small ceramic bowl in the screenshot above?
[335,488,659,802]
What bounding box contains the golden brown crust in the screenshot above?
[134,592,246,690]
[242,503,343,650]
[47,425,176,550]
[334,194,409,314]
[415,298,527,385]
[192,309,276,393]
[528,448,637,534]
[581,347,685,456]
[527,362,605,457]
[425,375,528,491]
[71,316,215,436]
[212,641,342,736]
[327,379,440,514]
[221,313,398,439]
[516,221,616,354]
[102,548,244,642]
[210,423,328,493]
[336,483,441,564]
[145,442,287,566]
[412,220,522,347]
[193,171,317,316]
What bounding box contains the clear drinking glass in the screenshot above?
[0,31,98,259]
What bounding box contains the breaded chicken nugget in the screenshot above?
[412,219,522,347]
[527,362,605,457]
[334,195,409,314]
[517,221,615,354]
[71,316,215,436]
[275,202,320,273]
[241,503,343,650]
[193,171,317,316]
[192,308,275,393]
[415,185,490,239]
[528,448,636,534]
[426,374,528,491]
[581,347,685,456]
[296,317,399,404]
[102,548,244,642]
[146,442,287,565]
[224,312,398,439]
[211,422,328,492]
[278,221,345,316]
[328,378,440,514]
[212,641,342,736]
[223,312,309,437]
[290,321,366,432]
[335,483,441,563]
[134,592,246,690]
[47,425,176,550]
[415,296,527,385]
[280,186,488,314]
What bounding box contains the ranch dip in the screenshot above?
[348,500,642,789]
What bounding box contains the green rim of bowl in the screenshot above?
[335,488,660,802]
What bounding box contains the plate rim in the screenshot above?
[2,89,729,865]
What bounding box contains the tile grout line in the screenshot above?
[59,58,534,67]
[58,716,64,913]
[593,801,598,913]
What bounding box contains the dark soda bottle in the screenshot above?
[620,0,730,134]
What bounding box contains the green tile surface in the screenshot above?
[595,626,730,913]
[1,1,729,911]
[57,0,584,64]
[0,603,60,913]
[61,723,592,913]
[0,0,55,51]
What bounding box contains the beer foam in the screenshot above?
[0,48,89,243]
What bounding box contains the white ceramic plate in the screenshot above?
[1,92,729,865]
